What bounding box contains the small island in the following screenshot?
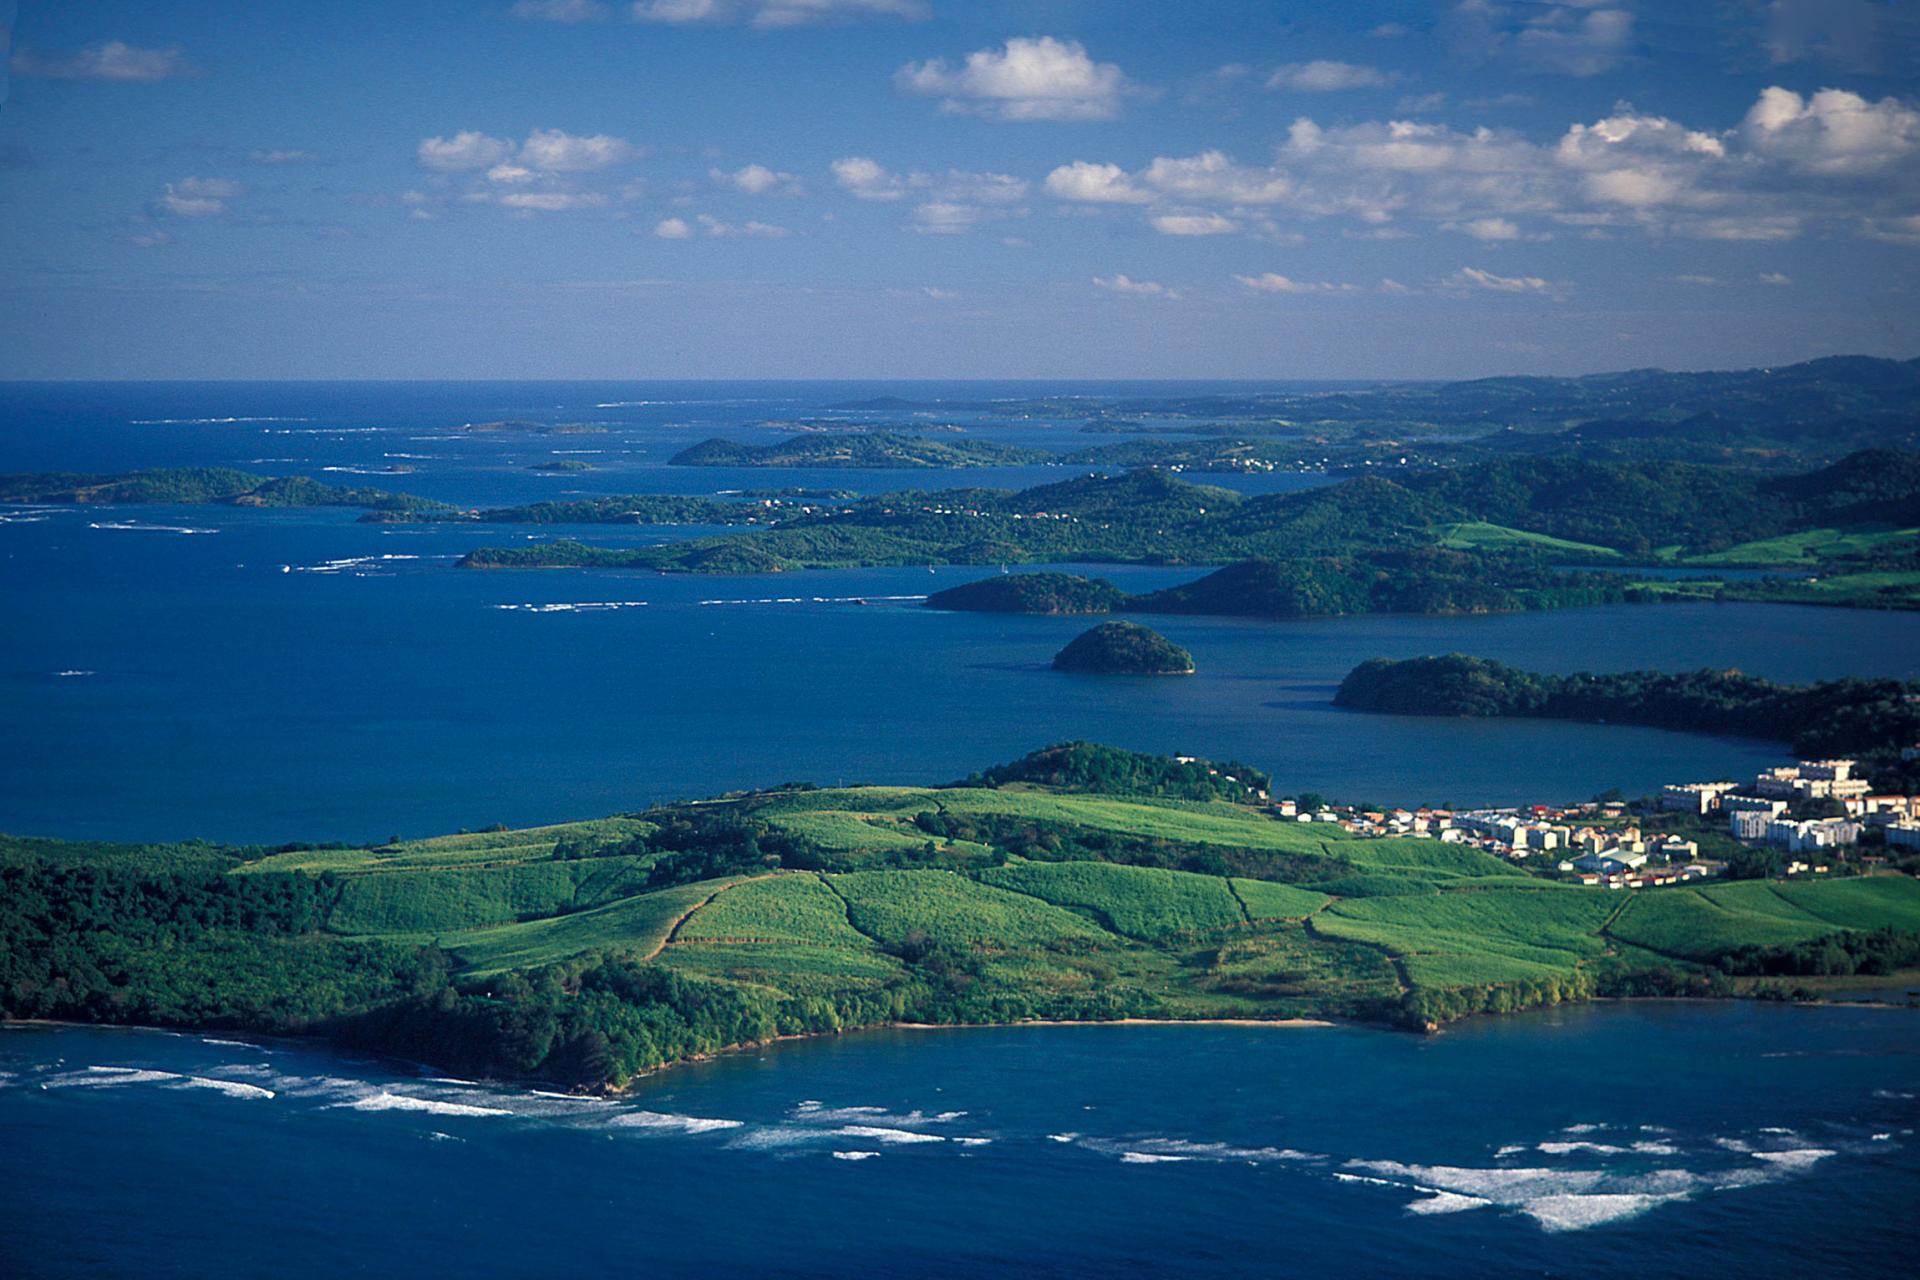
[1053,621,1195,675]
[926,572,1126,615]
[528,459,596,473]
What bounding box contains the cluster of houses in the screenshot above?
[1661,758,1920,862]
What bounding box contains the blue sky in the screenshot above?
[0,0,1915,379]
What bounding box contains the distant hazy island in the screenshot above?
[0,467,457,517]
[670,430,1048,469]
[6,741,1917,1091]
[1053,621,1195,675]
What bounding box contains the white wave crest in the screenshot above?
[608,1110,744,1135]
[90,521,218,534]
[832,1150,880,1161]
[177,1077,276,1100]
[1120,1152,1190,1164]
[1751,1148,1836,1170]
[338,1091,512,1118]
[1522,1193,1684,1233]
[493,601,649,613]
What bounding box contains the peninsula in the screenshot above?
[6,743,1916,1090]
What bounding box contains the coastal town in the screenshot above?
[1264,752,1920,890]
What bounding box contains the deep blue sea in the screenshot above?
[5,383,1920,1276]
[4,381,1917,843]
[4,1006,1918,1279]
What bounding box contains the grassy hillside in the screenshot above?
[5,742,1916,1087]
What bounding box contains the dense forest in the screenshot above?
[670,431,1048,469]
[1051,621,1194,675]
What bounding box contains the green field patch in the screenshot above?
[1606,886,1828,960]
[657,941,904,997]
[1317,887,1616,988]
[827,869,1115,950]
[976,861,1248,939]
[235,818,655,875]
[1433,521,1620,559]
[1230,878,1330,921]
[1334,837,1525,880]
[671,873,876,948]
[327,856,656,935]
[1684,526,1919,566]
[1767,876,1920,933]
[444,876,747,975]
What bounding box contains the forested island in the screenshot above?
[455,450,1920,615]
[1052,621,1194,675]
[0,467,457,516]
[1335,655,1920,791]
[6,742,1918,1090]
[669,431,1048,469]
[926,572,1127,615]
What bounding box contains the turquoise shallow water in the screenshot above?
[4,381,1917,843]
[3,1004,1917,1279]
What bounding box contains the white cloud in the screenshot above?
[1151,212,1238,236]
[1672,274,1719,285]
[695,213,790,237]
[1234,273,1353,294]
[511,0,612,20]
[518,128,635,172]
[418,131,516,172]
[1863,214,1920,244]
[911,202,981,234]
[1455,216,1521,240]
[487,163,536,185]
[1447,265,1553,293]
[1044,161,1152,204]
[10,41,196,82]
[710,163,799,195]
[831,156,916,201]
[248,149,317,166]
[1758,271,1793,285]
[497,191,609,212]
[630,0,926,28]
[151,177,244,218]
[1143,151,1292,204]
[1266,61,1395,92]
[125,230,174,248]
[654,216,693,238]
[1093,274,1177,297]
[896,36,1135,122]
[1741,87,1920,176]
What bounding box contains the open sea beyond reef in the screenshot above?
[4,1005,1919,1279]
[4,382,1920,1276]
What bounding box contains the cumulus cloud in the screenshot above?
[654,216,693,238]
[832,159,1025,233]
[630,0,926,28]
[1093,274,1177,297]
[150,176,244,218]
[418,131,517,172]
[1044,161,1152,204]
[831,155,916,201]
[1266,60,1396,92]
[10,41,196,82]
[1741,86,1920,176]
[1234,273,1354,294]
[1047,85,1919,244]
[896,36,1136,122]
[1758,271,1792,285]
[518,128,635,171]
[510,0,611,20]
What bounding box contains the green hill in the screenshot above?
[4,743,1916,1088]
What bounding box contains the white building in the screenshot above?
[1764,816,1862,853]
[1660,782,1738,814]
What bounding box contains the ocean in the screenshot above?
[3,381,1916,843]
[3,1005,1917,1278]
